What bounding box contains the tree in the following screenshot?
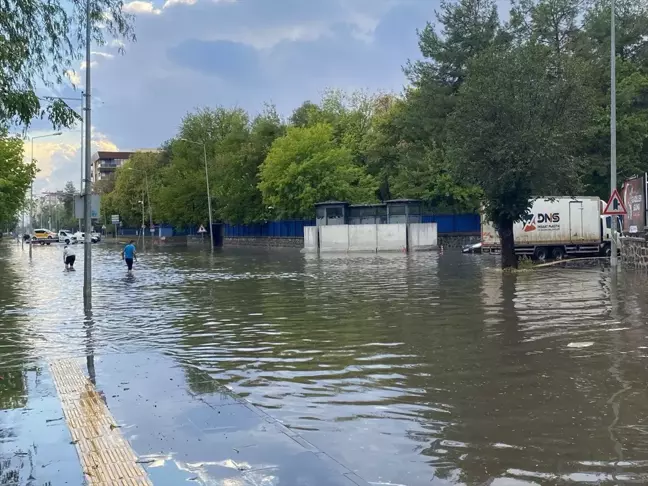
[1,0,135,129]
[258,123,377,218]
[0,133,35,227]
[448,43,594,268]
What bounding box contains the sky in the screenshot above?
[27,0,440,194]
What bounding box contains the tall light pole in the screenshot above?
[83,0,93,310]
[609,0,618,267]
[30,132,62,259]
[126,167,154,245]
[179,138,214,251]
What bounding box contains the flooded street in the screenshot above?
[2,240,648,485]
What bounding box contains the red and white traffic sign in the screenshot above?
[603,188,627,215]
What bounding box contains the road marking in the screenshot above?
[50,359,152,485]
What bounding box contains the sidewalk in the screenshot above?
[1,352,369,485]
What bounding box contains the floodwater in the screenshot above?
[2,240,648,485]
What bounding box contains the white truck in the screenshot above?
[481,197,620,260]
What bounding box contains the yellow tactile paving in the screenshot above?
[50,359,153,485]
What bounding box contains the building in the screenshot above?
[91,151,134,183]
[91,149,159,182]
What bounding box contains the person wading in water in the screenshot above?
[121,240,137,273]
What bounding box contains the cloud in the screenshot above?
[26,128,119,194]
[65,70,82,87]
[34,0,438,191]
[162,0,196,8]
[124,1,161,15]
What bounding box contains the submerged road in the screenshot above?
[2,240,648,485]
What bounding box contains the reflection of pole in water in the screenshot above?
[605,270,630,475]
[84,309,96,385]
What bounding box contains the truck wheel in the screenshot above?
[603,246,612,257]
[65,239,70,244]
[552,247,565,260]
[534,247,548,262]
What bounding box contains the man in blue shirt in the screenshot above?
[121,240,137,272]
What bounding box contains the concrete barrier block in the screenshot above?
[377,224,407,251]
[319,225,349,252]
[303,226,318,252]
[408,223,438,251]
[348,224,377,252]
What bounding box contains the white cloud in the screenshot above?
[65,70,81,87]
[25,128,119,193]
[163,0,197,8]
[91,51,116,59]
[80,60,98,70]
[124,1,161,15]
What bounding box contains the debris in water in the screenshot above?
[567,342,594,348]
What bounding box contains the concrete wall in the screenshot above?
[319,225,350,252]
[303,226,318,252]
[348,224,378,252]
[408,223,438,251]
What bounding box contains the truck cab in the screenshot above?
[600,215,622,256]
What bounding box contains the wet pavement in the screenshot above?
[2,240,648,485]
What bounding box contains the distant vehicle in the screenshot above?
[480,197,622,261]
[74,232,99,244]
[32,229,56,245]
[91,232,101,242]
[462,242,482,254]
[58,230,77,244]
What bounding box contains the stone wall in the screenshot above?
[223,237,304,248]
[621,236,648,269]
[439,234,481,249]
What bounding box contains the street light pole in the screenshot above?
[83,0,93,309]
[179,138,214,251]
[610,0,618,267]
[30,132,62,259]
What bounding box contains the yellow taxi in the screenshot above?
[32,229,56,245]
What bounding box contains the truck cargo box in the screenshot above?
[481,197,602,248]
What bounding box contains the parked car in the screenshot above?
[91,232,101,242]
[58,230,77,244]
[32,228,56,245]
[73,232,100,243]
[462,242,482,254]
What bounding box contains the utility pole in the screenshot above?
[610,0,618,267]
[80,91,84,232]
[83,0,93,309]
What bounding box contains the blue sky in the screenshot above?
[30,0,438,193]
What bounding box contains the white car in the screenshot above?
[74,232,100,243]
[58,230,77,244]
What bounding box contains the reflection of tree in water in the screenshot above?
[0,249,31,409]
[429,269,641,484]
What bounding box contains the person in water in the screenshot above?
[121,240,137,272]
[63,245,76,270]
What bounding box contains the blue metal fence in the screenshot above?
[118,214,480,238]
[422,213,481,234]
[224,220,316,238]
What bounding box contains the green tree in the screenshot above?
[448,43,594,268]
[1,0,134,129]
[258,123,377,218]
[0,134,35,226]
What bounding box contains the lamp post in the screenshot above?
[30,132,62,259]
[179,138,214,251]
[125,167,154,245]
[83,0,93,310]
[610,0,618,267]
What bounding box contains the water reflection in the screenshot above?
[2,242,648,484]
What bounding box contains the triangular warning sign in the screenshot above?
[603,188,627,215]
[198,225,206,233]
